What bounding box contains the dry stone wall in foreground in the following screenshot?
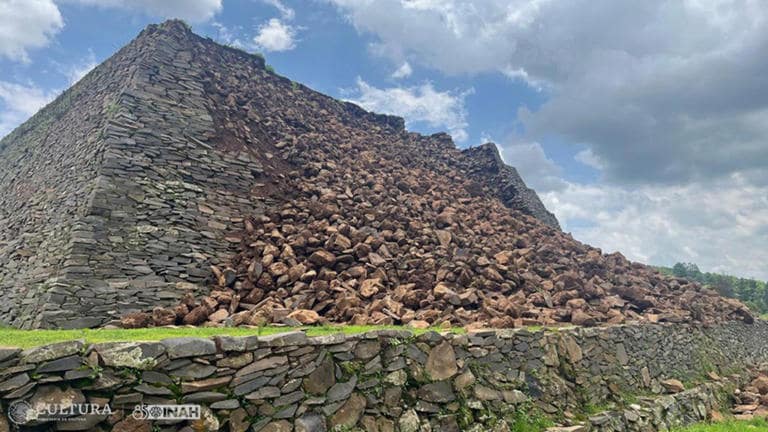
[0,322,765,432]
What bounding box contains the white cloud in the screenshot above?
[499,140,566,192]
[574,148,604,170]
[0,0,63,62]
[329,0,768,186]
[330,0,768,280]
[542,176,768,280]
[211,22,246,48]
[0,81,57,137]
[348,78,471,142]
[65,0,222,23]
[261,0,295,20]
[0,0,221,64]
[253,18,297,52]
[391,62,412,79]
[65,51,97,85]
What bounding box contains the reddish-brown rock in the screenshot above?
[116,23,754,330]
[151,307,177,326]
[287,309,321,325]
[121,312,152,329]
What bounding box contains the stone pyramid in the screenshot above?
[0,20,557,329]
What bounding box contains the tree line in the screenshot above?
[657,262,768,315]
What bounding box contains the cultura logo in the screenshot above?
[7,401,112,424]
[8,401,34,425]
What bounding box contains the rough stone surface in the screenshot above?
[161,337,217,359]
[21,340,83,363]
[303,355,335,394]
[329,392,366,429]
[295,413,326,432]
[426,341,458,380]
[112,417,151,432]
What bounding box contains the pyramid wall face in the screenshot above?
[71,24,270,329]
[0,22,266,328]
[0,21,560,328]
[0,37,140,328]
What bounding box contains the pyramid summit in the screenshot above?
[0,20,561,329]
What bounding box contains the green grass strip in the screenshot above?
[0,325,465,349]
[672,418,768,431]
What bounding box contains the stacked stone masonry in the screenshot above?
[0,20,560,329]
[0,322,765,431]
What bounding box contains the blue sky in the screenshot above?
[2,0,767,279]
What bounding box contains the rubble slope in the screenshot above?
[121,21,752,329]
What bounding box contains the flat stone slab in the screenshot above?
[161,337,217,358]
[21,340,84,364]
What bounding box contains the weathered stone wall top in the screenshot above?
[0,322,765,431]
[461,143,561,229]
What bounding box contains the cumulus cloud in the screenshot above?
[574,149,604,171]
[498,140,567,192]
[347,78,472,142]
[0,81,57,137]
[330,0,768,186]
[253,18,297,52]
[0,0,63,62]
[391,62,412,79]
[542,176,768,280]
[330,0,768,278]
[211,22,246,48]
[66,0,222,23]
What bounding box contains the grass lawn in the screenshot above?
[672,418,768,431]
[0,325,465,349]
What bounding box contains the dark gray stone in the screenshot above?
[303,355,335,395]
[134,383,173,396]
[418,381,456,403]
[161,338,217,358]
[36,355,83,373]
[167,363,217,379]
[183,391,228,403]
[327,376,357,403]
[0,372,30,392]
[21,340,83,364]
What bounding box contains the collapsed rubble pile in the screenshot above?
[120,25,753,329]
[731,370,768,420]
[135,182,751,329]
[122,137,752,328]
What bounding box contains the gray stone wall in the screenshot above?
[0,29,147,328]
[0,322,765,431]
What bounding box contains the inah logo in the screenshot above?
[132,404,201,420]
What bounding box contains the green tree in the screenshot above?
[660,262,768,314]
